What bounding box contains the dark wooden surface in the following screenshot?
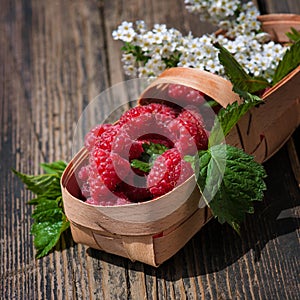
[1,0,299,299]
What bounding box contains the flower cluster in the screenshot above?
[112,21,183,80]
[112,0,287,82]
[185,1,260,38]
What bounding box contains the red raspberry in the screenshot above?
[89,125,142,160]
[84,124,114,151]
[111,127,144,160]
[86,191,132,206]
[77,165,90,182]
[147,148,193,197]
[93,125,123,152]
[118,103,177,126]
[80,182,91,199]
[121,112,175,144]
[89,148,130,191]
[88,176,111,202]
[118,173,152,202]
[180,106,205,128]
[168,84,207,107]
[169,109,208,155]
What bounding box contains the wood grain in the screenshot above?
[1,0,299,299]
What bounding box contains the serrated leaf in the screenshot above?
[143,142,169,156]
[285,27,300,43]
[13,161,69,258]
[40,160,67,175]
[214,42,271,93]
[12,169,59,195]
[131,142,169,173]
[272,39,300,85]
[131,159,151,173]
[196,144,267,232]
[209,98,263,146]
[31,214,69,258]
[32,199,62,221]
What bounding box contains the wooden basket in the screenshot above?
[257,14,300,43]
[61,16,300,267]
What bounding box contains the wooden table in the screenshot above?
[1,0,299,299]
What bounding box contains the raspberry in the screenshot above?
[88,176,111,202]
[84,124,114,151]
[180,106,205,128]
[168,84,206,107]
[77,165,90,182]
[121,112,175,144]
[89,125,141,161]
[111,127,144,160]
[80,182,91,199]
[118,103,177,126]
[89,148,130,191]
[169,109,208,155]
[86,191,131,206]
[118,174,152,202]
[147,148,193,197]
[93,125,122,152]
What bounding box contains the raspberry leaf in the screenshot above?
[12,161,69,258]
[285,27,300,43]
[209,98,263,146]
[31,198,69,258]
[40,160,67,175]
[214,42,271,93]
[131,159,152,173]
[131,142,169,173]
[143,142,169,156]
[272,39,300,85]
[196,144,267,233]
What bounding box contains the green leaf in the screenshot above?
[272,39,300,85]
[196,144,267,232]
[209,98,263,146]
[31,214,69,258]
[13,161,69,258]
[131,142,169,173]
[121,42,150,63]
[40,160,67,175]
[143,142,169,156]
[131,159,152,173]
[286,27,300,43]
[214,42,271,93]
[12,169,59,195]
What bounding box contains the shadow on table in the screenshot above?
[87,144,300,278]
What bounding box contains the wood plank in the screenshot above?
[0,0,117,299]
[257,0,300,14]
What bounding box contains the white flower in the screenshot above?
[136,20,147,33]
[123,64,137,77]
[153,24,167,34]
[225,40,237,53]
[121,53,135,65]
[138,66,149,78]
[119,21,134,31]
[206,59,222,73]
[112,21,136,42]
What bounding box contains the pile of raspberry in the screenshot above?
[77,84,211,206]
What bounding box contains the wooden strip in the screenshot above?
[287,136,300,188]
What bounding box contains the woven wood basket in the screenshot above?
[257,13,300,43]
[61,16,300,267]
